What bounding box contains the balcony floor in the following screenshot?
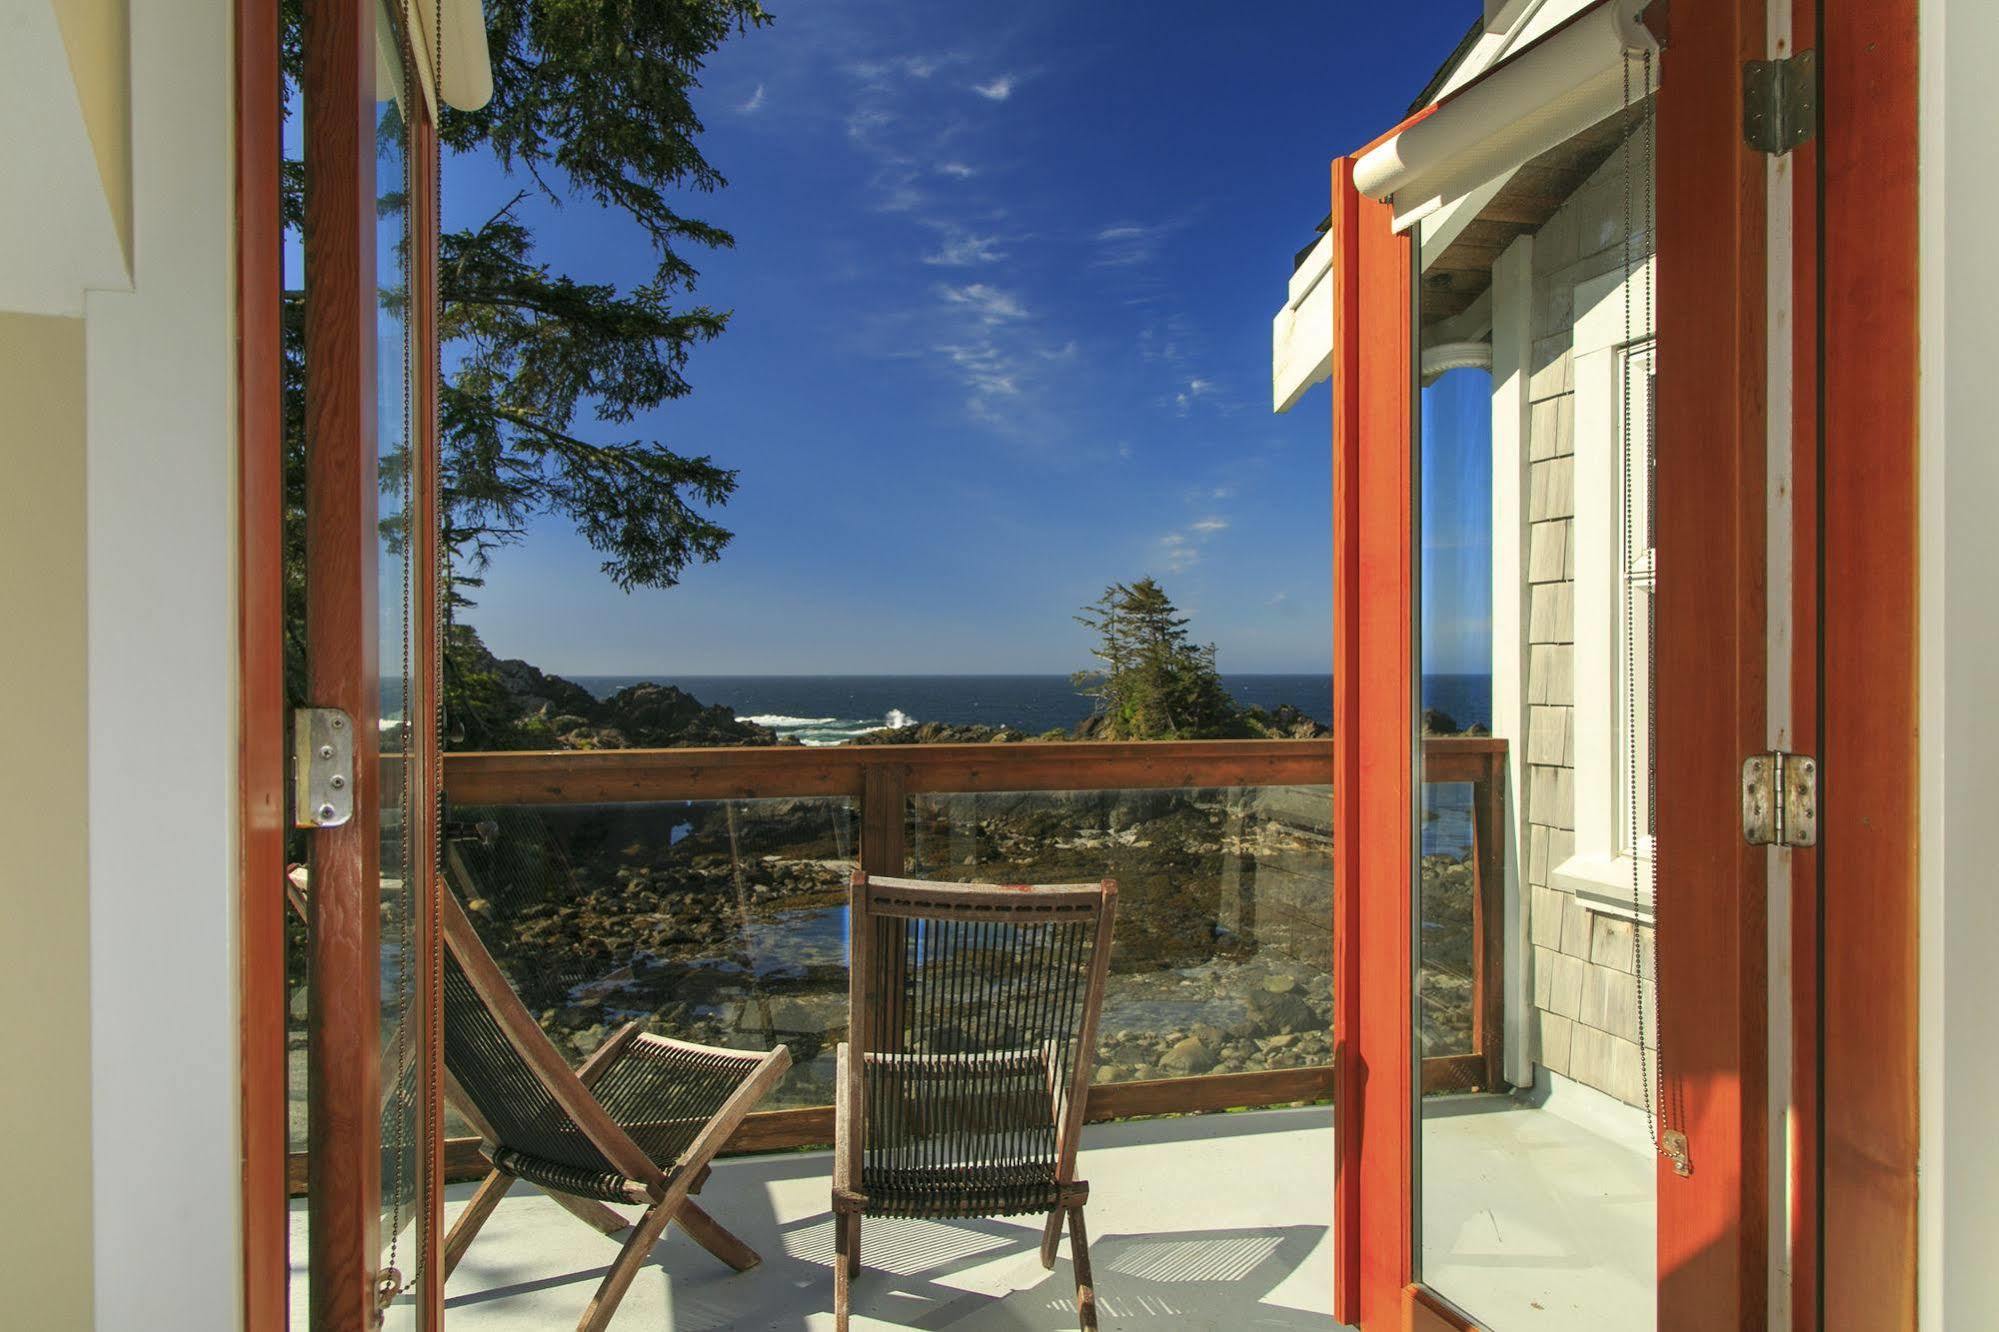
[291,1098,1653,1329]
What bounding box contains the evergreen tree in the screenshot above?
[1073,578,1245,739]
[279,0,772,709]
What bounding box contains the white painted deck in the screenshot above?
[290,1099,1654,1330]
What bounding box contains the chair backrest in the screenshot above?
[848,873,1118,1189]
[439,886,664,1190]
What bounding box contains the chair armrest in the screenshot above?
[576,1020,645,1088]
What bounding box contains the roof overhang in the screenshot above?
[1354,0,1659,232]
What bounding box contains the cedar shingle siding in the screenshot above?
[1521,144,1657,1110]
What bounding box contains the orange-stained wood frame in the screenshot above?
[300,0,446,1322]
[302,0,386,1318]
[1339,0,1783,1325]
[236,0,288,1325]
[1330,156,1415,1332]
[1817,0,1921,1325]
[1652,0,1772,1326]
[301,0,386,1314]
[1787,0,1822,1326]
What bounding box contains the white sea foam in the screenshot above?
[753,708,919,746]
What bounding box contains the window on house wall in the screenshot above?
[1557,261,1655,921]
[1616,339,1655,884]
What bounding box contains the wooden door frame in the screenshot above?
[1330,155,1416,1332]
[298,0,445,1322]
[1815,0,1921,1325]
[237,0,288,1325]
[1335,0,1784,1326]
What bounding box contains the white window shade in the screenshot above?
[1354,0,1660,232]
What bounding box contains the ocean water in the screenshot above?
[571,672,1492,748]
[571,673,1333,746]
[566,671,1489,858]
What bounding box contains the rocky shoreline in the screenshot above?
[283,639,1484,1142]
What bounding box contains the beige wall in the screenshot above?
[0,312,94,1325]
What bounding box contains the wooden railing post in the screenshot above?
[1469,751,1507,1091]
[858,764,908,1055]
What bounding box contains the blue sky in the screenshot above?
[448,0,1483,675]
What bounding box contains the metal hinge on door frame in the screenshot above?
[293,706,355,828]
[1743,750,1818,847]
[1744,49,1817,156]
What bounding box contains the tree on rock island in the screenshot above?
[1073,578,1246,740]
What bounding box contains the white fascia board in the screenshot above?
[0,0,130,316]
[1273,229,1334,414]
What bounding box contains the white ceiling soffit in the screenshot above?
[1354,0,1658,233]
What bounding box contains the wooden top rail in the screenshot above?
[442,736,1507,806]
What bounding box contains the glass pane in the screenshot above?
[908,787,1334,1084]
[1412,87,1660,1327]
[445,798,858,1112]
[373,5,424,1319]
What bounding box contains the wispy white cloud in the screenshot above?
[938,282,1027,324]
[935,161,977,179]
[1175,377,1217,414]
[1095,220,1181,267]
[1160,532,1199,573]
[972,75,1016,101]
[738,83,767,114]
[1159,510,1231,572]
[923,232,1006,267]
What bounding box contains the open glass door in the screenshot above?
[1411,76,1662,1328]
[297,0,443,1324]
[1337,1,1811,1327]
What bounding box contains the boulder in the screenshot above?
[1160,1036,1218,1075]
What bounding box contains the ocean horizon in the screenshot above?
[566,672,1494,748]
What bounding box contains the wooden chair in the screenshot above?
[833,873,1118,1331]
[287,868,791,1331]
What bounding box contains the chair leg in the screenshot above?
[833,1208,854,1332]
[674,1197,761,1273]
[1067,1205,1097,1332]
[845,1212,862,1279]
[443,1169,515,1282]
[1040,1207,1065,1269]
[577,1198,676,1332]
[546,1188,633,1238]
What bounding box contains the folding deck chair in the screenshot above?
[287,867,792,1331]
[833,873,1118,1331]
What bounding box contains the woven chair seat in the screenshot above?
[859,1162,1066,1219]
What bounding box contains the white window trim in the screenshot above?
[1554,260,1657,919]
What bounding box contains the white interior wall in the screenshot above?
[1920,1,1999,1327]
[84,0,242,1324]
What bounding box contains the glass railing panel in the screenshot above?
[906,786,1334,1085]
[446,798,857,1111]
[1421,780,1478,1066]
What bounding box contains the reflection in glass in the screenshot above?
[908,787,1334,1083]
[1411,101,1660,1328]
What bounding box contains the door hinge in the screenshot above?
[1743,50,1817,156]
[1742,750,1817,848]
[293,707,355,829]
